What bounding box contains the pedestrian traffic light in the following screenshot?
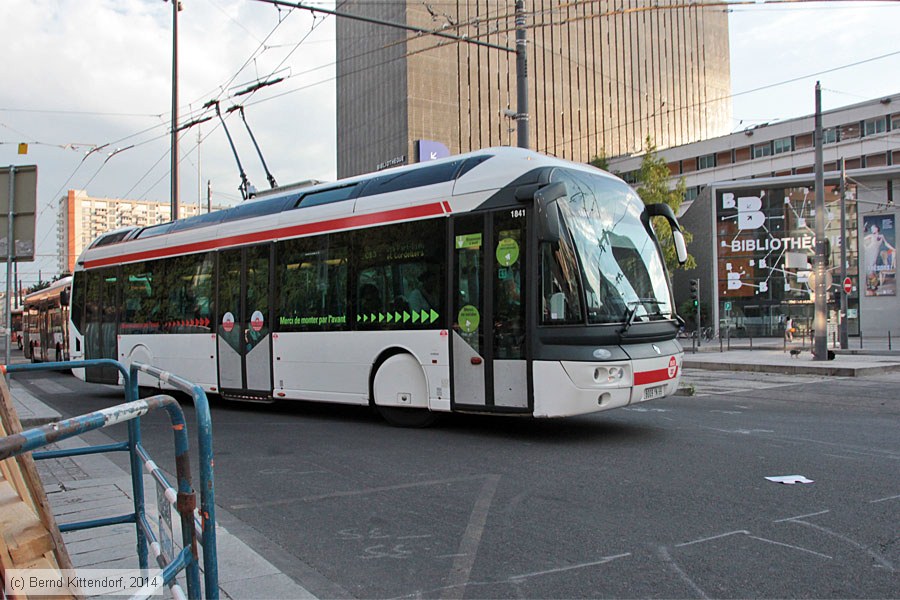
[689,279,699,308]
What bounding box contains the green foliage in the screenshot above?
[588,152,609,172]
[634,135,696,272]
[26,280,50,295]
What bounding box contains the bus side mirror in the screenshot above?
[60,290,70,306]
[673,229,688,265]
[534,182,567,243]
[645,202,688,265]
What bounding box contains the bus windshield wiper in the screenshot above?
[620,298,664,335]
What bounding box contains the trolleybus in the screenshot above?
[70,148,688,426]
[23,276,72,362]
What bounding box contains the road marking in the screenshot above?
[774,510,830,523]
[747,535,832,559]
[786,520,895,572]
[440,474,501,600]
[658,546,710,599]
[676,530,750,547]
[229,475,483,510]
[508,553,631,581]
[869,494,900,503]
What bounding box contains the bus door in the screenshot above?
[216,245,273,400]
[451,209,530,413]
[84,269,120,384]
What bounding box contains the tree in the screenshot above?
[634,135,696,272]
[588,152,609,172]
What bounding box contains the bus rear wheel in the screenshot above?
[373,352,438,428]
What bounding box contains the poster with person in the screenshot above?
[862,214,896,296]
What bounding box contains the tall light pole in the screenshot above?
[515,0,529,149]
[813,82,827,360]
[170,0,182,222]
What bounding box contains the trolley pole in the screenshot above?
[813,82,827,360]
[839,159,849,350]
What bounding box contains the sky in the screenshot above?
[1,0,898,288]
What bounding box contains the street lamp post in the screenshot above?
[813,82,827,360]
[169,0,182,222]
[839,158,849,349]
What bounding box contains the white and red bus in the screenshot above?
[70,148,687,426]
[23,276,72,362]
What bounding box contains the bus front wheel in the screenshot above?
[372,352,438,428]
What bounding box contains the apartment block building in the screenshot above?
[56,190,214,274]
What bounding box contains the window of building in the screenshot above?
[753,142,773,159]
[773,137,792,154]
[839,122,860,140]
[735,147,751,162]
[865,153,888,168]
[620,171,638,184]
[822,127,838,144]
[684,187,700,202]
[864,117,887,137]
[892,114,900,130]
[697,154,716,170]
[795,133,814,149]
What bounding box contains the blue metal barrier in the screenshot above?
[0,358,218,600]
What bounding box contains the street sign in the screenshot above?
[0,165,37,262]
[843,277,852,294]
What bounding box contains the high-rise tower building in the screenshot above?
[336,1,731,178]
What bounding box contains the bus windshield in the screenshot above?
[547,169,673,325]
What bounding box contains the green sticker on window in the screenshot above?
[496,238,519,266]
[455,233,482,249]
[458,305,480,333]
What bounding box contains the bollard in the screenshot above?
[749,334,753,350]
[860,329,863,349]
[720,334,723,352]
[890,330,892,351]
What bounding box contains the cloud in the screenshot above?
[1,0,337,281]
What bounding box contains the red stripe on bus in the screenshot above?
[633,367,676,385]
[441,201,451,213]
[83,202,448,269]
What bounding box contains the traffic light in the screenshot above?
[689,279,699,309]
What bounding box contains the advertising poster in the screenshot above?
[862,214,896,296]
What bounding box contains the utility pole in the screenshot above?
[251,0,529,147]
[5,165,14,370]
[839,158,849,349]
[813,82,827,360]
[169,0,182,222]
[515,0,529,149]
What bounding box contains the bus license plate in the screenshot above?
[643,385,666,400]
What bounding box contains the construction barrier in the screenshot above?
[0,359,218,599]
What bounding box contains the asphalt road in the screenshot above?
[16,368,900,599]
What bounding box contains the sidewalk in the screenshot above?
[7,376,317,600]
[681,337,900,376]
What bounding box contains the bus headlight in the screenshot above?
[594,366,625,383]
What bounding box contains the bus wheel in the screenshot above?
[373,353,438,428]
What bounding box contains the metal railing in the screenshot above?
[0,358,218,599]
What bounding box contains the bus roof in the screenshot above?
[76,147,615,270]
[24,276,72,304]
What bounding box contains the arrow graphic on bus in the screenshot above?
[356,310,440,324]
